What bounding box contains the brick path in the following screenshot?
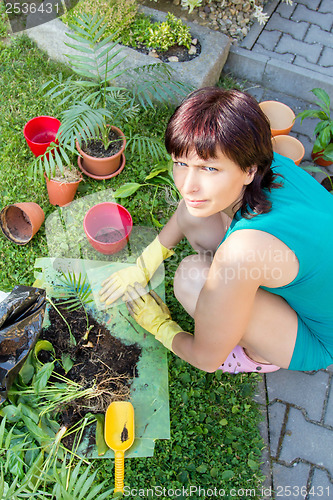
[223,1,333,498]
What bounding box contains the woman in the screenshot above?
[100,87,333,373]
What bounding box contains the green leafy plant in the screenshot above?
[297,88,333,163]
[114,162,180,227]
[49,456,115,499]
[33,13,189,181]
[147,13,192,52]
[56,271,94,340]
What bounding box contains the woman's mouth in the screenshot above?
[185,198,207,207]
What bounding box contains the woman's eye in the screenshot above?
[203,166,218,172]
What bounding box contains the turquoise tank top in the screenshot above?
[221,152,333,362]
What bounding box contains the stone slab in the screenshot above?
[272,462,311,499]
[266,370,329,422]
[268,401,286,458]
[280,407,333,475]
[223,45,333,104]
[324,379,333,427]
[25,6,230,101]
[310,468,333,497]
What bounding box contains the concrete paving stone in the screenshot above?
[245,84,265,103]
[324,379,333,427]
[320,47,333,69]
[275,34,323,64]
[266,13,309,41]
[272,462,311,499]
[268,401,286,458]
[319,0,333,14]
[310,468,333,496]
[266,370,329,422]
[292,4,333,32]
[292,114,317,138]
[280,407,333,474]
[292,133,313,161]
[305,24,333,49]
[276,0,296,18]
[326,365,333,373]
[253,44,295,63]
[222,45,267,83]
[296,0,321,9]
[263,58,333,104]
[256,29,282,51]
[294,55,333,78]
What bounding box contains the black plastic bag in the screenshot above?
[0,285,46,403]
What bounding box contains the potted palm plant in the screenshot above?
[42,13,189,179]
[297,88,333,167]
[28,143,83,206]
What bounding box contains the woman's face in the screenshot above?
[172,149,256,218]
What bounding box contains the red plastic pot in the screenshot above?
[83,202,133,255]
[23,116,61,157]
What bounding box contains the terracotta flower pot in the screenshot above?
[259,101,295,136]
[272,135,305,166]
[44,173,82,207]
[0,202,45,244]
[76,126,126,177]
[311,149,333,167]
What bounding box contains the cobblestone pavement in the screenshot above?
[243,0,333,79]
[224,0,333,103]
[223,1,333,499]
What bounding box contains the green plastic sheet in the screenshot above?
[33,189,170,458]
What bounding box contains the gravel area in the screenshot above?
[142,0,267,43]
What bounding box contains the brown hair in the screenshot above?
[165,87,281,217]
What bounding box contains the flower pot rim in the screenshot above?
[44,171,83,184]
[76,125,126,161]
[83,202,133,254]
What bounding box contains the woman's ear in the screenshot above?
[244,165,258,185]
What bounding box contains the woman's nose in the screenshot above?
[182,169,199,193]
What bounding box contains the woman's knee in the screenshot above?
[173,255,212,315]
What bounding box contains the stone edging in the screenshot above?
[25,6,231,99]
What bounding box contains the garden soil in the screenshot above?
[40,302,141,442]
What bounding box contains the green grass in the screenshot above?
[0,34,266,498]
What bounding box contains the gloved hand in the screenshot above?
[124,282,188,352]
[99,236,174,305]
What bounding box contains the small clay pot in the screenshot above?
[272,135,305,166]
[259,101,295,136]
[76,126,126,177]
[0,202,45,245]
[311,149,333,167]
[44,173,82,206]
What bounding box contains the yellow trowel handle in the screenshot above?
[114,450,125,493]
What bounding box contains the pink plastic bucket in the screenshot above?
[23,116,61,157]
[83,202,133,255]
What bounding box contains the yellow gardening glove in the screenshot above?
[125,283,187,352]
[99,236,174,306]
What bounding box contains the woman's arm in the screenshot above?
[171,232,263,371]
[157,205,186,249]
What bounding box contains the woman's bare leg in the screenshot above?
[173,254,297,369]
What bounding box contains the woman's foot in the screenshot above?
[218,345,280,374]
